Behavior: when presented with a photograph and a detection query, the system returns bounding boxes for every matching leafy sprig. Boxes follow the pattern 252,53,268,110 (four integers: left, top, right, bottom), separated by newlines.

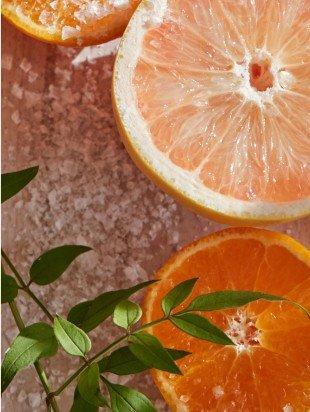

1,167,309,411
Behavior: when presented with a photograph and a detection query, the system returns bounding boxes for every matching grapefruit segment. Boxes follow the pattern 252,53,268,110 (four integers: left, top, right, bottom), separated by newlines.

143,227,310,411
113,0,310,223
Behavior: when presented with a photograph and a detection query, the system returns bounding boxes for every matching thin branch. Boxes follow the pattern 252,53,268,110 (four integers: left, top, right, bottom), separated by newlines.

8,301,60,412
51,315,168,397
2,249,54,322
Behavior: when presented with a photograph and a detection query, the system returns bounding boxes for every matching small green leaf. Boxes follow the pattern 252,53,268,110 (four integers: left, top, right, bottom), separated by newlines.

70,387,99,412
129,331,181,375
99,346,190,375
162,278,198,315
53,316,91,357
1,274,18,303
104,379,155,412
1,322,58,393
30,245,92,285
113,300,142,329
186,290,283,312
68,280,157,332
170,313,234,346
78,363,109,408
1,166,39,203
186,290,310,320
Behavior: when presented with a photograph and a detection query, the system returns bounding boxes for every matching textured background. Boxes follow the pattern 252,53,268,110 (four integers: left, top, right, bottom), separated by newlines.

2,19,309,411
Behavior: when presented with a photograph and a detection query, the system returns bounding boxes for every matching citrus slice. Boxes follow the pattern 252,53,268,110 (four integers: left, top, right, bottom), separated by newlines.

143,227,310,411
113,0,310,224
2,0,140,46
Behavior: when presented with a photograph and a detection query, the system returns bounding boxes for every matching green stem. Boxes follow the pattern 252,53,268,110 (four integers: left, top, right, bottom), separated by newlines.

2,249,54,322
9,301,25,330
51,315,168,397
2,249,25,286
52,335,127,396
8,301,60,412
139,316,168,330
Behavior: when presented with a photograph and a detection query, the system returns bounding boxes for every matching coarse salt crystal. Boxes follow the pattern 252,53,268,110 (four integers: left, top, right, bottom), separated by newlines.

76,1,110,23
11,110,21,125
11,83,23,99
50,0,57,10
278,70,294,89
61,25,80,40
20,58,32,73
39,10,53,25
28,393,41,408
28,70,38,83
180,395,189,403
283,405,293,412
212,385,224,399
2,54,13,70
108,0,130,8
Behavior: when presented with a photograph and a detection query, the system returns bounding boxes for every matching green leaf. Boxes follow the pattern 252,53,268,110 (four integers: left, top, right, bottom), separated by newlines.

70,387,99,412
186,290,310,320
170,313,234,345
113,300,142,329
30,245,92,285
99,346,190,375
1,274,18,303
53,315,91,357
68,280,157,332
67,301,92,325
104,379,155,412
78,363,109,408
1,322,58,393
162,277,198,315
186,290,283,312
128,331,181,375
1,166,39,203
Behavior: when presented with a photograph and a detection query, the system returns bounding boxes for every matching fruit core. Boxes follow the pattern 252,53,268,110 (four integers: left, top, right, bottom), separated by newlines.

249,59,274,92
226,311,260,351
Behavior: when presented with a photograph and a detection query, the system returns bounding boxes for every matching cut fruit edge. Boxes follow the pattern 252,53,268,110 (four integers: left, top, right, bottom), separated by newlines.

2,3,128,46
142,226,310,411
112,0,310,224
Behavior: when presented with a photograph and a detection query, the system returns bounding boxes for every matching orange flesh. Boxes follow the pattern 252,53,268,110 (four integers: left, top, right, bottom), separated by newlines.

144,228,310,411
133,0,310,202
3,0,140,45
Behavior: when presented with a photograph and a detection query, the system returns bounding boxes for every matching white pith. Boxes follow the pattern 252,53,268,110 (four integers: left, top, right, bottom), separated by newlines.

113,0,310,220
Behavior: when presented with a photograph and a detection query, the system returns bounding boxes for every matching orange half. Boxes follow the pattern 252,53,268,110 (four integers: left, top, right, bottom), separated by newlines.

2,0,140,46
143,227,310,411
113,0,310,224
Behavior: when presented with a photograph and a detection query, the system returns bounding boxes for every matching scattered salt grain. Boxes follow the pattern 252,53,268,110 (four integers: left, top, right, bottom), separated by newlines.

50,0,57,10
11,83,23,99
2,54,13,70
20,58,32,73
180,395,190,403
212,385,224,399
72,38,120,66
278,70,294,89
28,70,39,83
61,25,81,40
74,1,109,23
11,110,21,125
28,392,41,408
108,0,130,8
39,10,53,25
283,405,293,412
17,390,27,403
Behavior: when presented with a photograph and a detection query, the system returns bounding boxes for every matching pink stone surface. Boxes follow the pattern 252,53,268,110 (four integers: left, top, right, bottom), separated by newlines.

2,19,309,412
